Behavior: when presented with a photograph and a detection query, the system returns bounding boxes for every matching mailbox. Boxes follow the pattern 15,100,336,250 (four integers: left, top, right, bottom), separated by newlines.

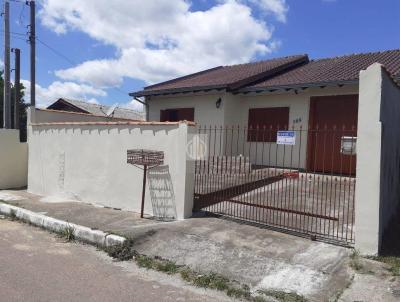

341,136,357,155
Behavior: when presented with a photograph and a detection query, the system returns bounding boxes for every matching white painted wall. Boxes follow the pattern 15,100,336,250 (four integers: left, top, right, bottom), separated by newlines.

355,63,400,255
239,86,358,169
147,92,226,125
28,120,195,220
148,85,358,169
0,129,28,189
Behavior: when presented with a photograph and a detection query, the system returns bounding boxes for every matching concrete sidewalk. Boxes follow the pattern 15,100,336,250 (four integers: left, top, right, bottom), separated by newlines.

1,189,352,301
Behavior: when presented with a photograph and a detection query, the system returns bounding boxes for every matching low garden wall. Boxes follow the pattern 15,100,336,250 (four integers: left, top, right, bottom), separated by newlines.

0,129,28,189
28,109,195,219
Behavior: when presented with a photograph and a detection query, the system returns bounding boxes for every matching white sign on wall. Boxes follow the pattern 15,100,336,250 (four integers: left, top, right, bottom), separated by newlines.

277,131,296,145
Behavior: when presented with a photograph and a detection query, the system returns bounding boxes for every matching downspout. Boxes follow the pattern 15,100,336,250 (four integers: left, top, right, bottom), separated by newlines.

134,97,149,121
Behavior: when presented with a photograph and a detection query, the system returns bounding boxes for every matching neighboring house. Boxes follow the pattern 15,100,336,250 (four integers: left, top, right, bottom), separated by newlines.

47,98,145,121
131,49,400,173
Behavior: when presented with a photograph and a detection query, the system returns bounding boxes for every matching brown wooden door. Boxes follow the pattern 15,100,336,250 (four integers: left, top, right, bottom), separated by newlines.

308,95,358,175
160,108,194,122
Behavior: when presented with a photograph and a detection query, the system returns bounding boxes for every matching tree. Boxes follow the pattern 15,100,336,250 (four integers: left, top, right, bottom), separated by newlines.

0,71,28,142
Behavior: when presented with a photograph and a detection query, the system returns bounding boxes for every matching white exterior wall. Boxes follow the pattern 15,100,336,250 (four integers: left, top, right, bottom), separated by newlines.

147,92,226,125
148,85,358,169
239,86,358,168
0,129,28,189
28,122,195,220
355,63,400,255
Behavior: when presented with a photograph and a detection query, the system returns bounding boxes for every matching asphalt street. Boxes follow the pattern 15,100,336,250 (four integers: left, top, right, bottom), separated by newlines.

0,218,231,302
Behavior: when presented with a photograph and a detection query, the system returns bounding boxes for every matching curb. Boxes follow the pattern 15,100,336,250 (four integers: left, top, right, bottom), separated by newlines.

0,202,126,247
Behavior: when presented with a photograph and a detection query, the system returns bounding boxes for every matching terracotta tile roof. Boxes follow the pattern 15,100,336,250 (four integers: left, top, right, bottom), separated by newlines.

246,49,400,90
131,55,308,96
31,120,196,127
131,49,400,97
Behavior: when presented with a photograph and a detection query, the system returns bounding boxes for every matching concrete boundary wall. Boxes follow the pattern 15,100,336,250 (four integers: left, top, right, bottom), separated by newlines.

0,129,28,189
355,63,400,255
28,109,195,220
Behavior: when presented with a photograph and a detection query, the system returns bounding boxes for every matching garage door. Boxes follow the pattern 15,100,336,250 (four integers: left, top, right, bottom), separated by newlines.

308,95,358,175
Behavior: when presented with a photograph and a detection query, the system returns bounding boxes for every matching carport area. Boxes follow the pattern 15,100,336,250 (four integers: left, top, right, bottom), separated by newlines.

199,171,355,245
193,125,356,246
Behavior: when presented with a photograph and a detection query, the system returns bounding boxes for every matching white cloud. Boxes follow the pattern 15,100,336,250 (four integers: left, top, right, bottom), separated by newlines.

123,99,145,112
39,0,288,87
21,80,106,108
247,0,288,22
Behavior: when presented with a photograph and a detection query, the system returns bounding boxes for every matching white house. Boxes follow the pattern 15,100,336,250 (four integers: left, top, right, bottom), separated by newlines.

131,50,400,174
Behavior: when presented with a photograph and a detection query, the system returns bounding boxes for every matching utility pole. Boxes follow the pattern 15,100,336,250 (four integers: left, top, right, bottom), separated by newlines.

28,0,35,107
12,48,20,129
3,1,11,129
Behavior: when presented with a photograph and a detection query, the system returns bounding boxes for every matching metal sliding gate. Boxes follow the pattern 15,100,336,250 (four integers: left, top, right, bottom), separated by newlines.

193,125,356,245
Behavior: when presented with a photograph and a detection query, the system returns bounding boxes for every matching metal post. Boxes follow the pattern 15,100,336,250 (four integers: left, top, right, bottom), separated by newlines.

141,165,148,218
13,48,20,129
3,1,11,128
29,1,35,107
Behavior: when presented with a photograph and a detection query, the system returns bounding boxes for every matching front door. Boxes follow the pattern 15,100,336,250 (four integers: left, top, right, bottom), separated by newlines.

308,95,358,175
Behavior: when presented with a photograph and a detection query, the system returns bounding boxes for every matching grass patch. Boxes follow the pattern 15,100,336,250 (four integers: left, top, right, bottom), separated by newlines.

105,242,179,274
8,209,17,221
258,289,308,302
180,268,254,299
226,285,252,299
192,273,230,291
136,254,179,274
366,255,400,276
104,244,308,302
349,250,364,271
58,225,75,242
105,239,136,261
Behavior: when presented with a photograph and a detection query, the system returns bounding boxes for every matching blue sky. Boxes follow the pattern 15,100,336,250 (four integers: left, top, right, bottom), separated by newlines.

3,0,400,109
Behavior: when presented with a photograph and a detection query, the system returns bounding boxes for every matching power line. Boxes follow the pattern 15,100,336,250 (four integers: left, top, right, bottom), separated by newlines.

36,37,77,66
0,1,130,99
35,36,130,97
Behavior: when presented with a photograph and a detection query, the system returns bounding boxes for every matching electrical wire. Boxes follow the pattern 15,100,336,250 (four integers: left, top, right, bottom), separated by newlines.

35,36,131,97
0,0,131,99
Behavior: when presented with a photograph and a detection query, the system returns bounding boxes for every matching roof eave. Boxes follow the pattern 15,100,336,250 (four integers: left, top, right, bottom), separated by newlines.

236,79,359,94
227,55,309,91
130,85,227,97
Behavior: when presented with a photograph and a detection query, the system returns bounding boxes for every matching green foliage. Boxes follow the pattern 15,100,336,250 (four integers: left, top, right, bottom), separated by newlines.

350,250,364,271
258,289,308,302
192,272,230,291
58,225,75,242
0,71,28,141
135,254,179,274
102,237,308,302
105,239,136,261
367,255,400,276
9,209,17,220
